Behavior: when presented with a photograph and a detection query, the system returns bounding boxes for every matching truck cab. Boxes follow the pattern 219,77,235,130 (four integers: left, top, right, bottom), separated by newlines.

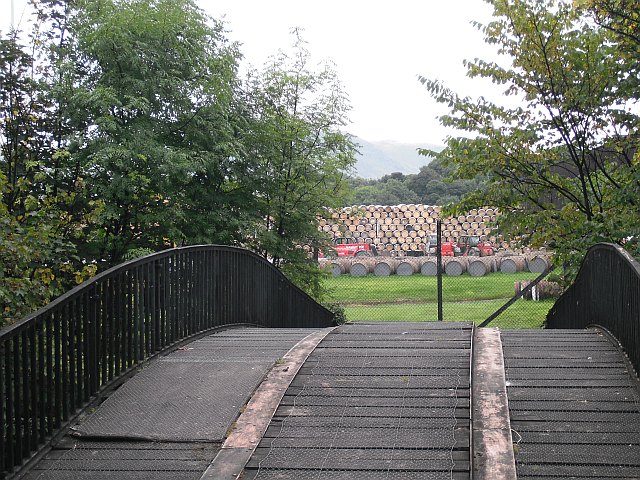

456,235,496,256
320,237,377,258
426,234,457,257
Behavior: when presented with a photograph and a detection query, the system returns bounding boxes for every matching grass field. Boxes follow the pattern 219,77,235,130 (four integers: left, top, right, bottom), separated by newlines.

323,272,555,328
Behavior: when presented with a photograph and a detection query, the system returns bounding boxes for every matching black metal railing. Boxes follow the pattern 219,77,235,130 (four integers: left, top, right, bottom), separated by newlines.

0,245,333,477
547,243,640,376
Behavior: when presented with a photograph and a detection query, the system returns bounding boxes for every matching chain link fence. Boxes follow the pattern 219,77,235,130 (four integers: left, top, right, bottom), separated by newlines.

322,220,557,328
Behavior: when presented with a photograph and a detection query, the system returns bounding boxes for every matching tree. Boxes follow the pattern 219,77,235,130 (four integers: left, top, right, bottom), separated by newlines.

1,0,248,323
53,0,245,265
579,0,640,256
420,0,640,277
0,171,97,325
351,178,420,205
0,32,93,326
0,3,354,322
345,158,486,207
581,0,639,69
242,31,356,297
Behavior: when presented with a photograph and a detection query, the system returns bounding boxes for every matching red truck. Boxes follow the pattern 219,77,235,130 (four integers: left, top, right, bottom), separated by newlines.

456,235,496,256
425,234,457,256
320,237,378,258
425,234,496,257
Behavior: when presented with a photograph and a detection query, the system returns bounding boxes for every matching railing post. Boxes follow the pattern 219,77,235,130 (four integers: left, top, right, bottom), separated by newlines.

151,262,160,353
0,338,7,475
61,305,70,423
437,219,443,322
88,287,99,394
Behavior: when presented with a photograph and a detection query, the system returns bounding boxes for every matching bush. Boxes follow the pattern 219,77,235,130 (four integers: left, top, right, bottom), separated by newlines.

323,302,348,325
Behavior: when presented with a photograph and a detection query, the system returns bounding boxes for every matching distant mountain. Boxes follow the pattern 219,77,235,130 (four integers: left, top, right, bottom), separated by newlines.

351,138,444,179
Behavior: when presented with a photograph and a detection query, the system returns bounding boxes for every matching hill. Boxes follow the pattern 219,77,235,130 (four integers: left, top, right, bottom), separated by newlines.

352,138,443,179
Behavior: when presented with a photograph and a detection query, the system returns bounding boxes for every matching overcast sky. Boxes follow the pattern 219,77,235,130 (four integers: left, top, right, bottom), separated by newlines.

202,0,504,145
5,0,506,146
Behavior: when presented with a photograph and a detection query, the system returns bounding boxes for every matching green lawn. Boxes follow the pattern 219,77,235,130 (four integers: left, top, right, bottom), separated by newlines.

324,272,554,328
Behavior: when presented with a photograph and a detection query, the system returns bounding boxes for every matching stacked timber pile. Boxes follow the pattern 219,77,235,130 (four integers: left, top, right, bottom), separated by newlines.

320,252,553,278
319,204,502,254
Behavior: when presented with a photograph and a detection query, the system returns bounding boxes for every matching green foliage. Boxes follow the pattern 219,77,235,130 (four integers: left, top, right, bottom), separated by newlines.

0,172,96,326
420,0,640,279
122,247,155,261
322,302,348,326
242,30,357,298
580,0,639,95
579,0,640,262
347,158,487,207
56,0,246,265
0,4,355,324
350,178,419,205
0,30,93,326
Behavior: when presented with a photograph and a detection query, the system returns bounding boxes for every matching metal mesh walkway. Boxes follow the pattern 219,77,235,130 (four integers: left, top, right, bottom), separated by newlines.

242,322,473,480
19,323,640,480
501,329,640,479
22,328,318,480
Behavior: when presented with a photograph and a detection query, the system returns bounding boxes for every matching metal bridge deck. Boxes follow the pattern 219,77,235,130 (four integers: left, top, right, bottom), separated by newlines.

15,324,640,480
20,328,320,480
241,322,473,480
502,329,640,479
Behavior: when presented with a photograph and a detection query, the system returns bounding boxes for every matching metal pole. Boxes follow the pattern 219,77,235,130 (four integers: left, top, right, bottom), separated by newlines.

437,219,443,321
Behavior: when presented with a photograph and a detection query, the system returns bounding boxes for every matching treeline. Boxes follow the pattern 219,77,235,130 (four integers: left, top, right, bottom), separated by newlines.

0,0,356,325
420,0,640,280
346,158,486,206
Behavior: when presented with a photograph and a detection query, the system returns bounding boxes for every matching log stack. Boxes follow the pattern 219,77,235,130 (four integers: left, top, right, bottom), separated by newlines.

499,256,526,274
319,204,553,277
420,258,439,276
396,258,422,276
468,257,497,277
373,258,397,277
325,253,551,277
350,258,375,277
526,253,553,273
319,204,504,253
444,257,467,276
323,259,350,277
515,280,562,300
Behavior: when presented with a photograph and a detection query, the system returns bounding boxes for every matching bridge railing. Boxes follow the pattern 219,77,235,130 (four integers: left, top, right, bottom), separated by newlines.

0,245,333,477
547,243,640,376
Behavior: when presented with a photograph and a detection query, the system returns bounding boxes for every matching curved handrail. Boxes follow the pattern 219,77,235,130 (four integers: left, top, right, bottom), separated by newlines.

547,243,640,376
0,245,333,477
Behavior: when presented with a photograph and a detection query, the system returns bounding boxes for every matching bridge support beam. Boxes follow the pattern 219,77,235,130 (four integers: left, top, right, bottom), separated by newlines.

472,327,517,480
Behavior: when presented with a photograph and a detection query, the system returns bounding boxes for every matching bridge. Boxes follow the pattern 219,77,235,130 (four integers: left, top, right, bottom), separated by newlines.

1,244,639,479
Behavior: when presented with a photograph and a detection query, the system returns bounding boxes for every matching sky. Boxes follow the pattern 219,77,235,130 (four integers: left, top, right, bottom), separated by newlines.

4,0,507,146
201,0,503,145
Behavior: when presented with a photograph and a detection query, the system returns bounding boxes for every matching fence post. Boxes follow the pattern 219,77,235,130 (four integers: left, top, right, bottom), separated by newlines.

437,219,443,322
